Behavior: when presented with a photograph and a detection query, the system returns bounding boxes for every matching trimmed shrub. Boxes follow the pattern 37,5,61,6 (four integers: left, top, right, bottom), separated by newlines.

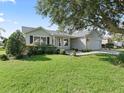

6,30,26,58
45,45,57,54
71,48,78,52
117,53,124,64
27,44,57,56
111,53,124,66
106,43,114,49
0,54,9,61
27,45,38,56
72,50,76,56
16,55,24,59
59,49,66,55
56,49,60,54
82,49,91,52
102,44,106,48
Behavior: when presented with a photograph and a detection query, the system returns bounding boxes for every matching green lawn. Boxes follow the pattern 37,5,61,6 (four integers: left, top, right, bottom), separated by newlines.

114,48,124,53
0,50,124,93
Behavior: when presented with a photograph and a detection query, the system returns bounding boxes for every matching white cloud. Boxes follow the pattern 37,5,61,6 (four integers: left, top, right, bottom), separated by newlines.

0,13,4,16
7,20,18,25
0,17,18,25
0,0,16,3
0,12,18,24
13,21,18,24
0,17,5,23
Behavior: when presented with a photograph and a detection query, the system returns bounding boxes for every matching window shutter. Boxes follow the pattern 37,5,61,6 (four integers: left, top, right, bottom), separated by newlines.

30,36,33,44
47,37,50,45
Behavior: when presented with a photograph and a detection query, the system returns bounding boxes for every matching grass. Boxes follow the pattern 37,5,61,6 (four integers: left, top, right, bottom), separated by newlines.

114,48,124,53
0,50,124,93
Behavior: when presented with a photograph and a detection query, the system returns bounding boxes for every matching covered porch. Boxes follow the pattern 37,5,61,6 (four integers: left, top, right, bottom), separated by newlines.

51,36,71,50
32,35,72,50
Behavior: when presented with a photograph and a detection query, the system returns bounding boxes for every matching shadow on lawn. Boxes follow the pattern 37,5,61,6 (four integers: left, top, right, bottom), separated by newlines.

21,55,52,62
96,54,118,65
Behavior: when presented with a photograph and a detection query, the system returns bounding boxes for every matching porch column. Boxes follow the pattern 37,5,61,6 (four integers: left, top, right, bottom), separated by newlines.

52,36,56,46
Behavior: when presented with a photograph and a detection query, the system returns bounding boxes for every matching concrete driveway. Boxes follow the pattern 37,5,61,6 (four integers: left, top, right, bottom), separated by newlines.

66,50,120,56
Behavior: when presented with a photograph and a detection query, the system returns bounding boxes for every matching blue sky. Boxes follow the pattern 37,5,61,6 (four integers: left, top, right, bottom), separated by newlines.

0,0,58,37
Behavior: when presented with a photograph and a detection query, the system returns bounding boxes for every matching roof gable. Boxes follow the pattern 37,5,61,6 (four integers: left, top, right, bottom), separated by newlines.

22,26,103,38
22,26,35,34
22,26,73,37
72,27,103,38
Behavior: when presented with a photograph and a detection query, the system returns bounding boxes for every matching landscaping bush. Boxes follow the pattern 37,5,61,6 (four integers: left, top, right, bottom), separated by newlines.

6,30,26,58
110,53,124,66
102,44,106,48
0,54,9,61
106,43,114,49
16,55,24,59
82,49,91,52
59,49,66,55
71,48,78,52
72,50,76,56
27,44,57,56
56,49,60,54
27,45,39,56
116,53,124,64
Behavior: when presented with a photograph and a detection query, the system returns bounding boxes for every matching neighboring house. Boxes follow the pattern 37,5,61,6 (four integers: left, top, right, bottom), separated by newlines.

102,35,112,45
113,41,124,47
101,31,112,45
22,26,102,50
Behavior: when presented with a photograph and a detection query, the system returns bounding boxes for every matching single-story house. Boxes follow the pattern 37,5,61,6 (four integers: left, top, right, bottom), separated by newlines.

22,26,102,50
102,33,112,45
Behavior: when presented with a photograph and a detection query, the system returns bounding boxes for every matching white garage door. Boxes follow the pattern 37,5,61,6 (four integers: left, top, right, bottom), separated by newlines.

87,39,101,50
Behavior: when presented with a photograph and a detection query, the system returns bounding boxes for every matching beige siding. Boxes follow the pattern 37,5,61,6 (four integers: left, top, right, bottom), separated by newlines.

71,38,86,50
25,29,52,45
87,31,102,50
24,29,70,50
54,37,70,50
70,31,102,50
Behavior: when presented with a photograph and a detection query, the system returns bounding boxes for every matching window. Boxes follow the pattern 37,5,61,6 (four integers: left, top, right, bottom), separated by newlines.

47,37,50,45
64,39,68,46
34,36,40,45
59,38,62,46
41,37,46,44
30,36,33,44
52,38,54,45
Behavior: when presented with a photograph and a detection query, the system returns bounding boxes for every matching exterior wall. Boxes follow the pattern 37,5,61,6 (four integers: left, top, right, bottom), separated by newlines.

24,29,102,50
102,39,108,44
24,29,52,45
24,29,70,50
54,37,70,50
87,39,101,50
87,31,102,50
71,38,86,50
70,31,102,50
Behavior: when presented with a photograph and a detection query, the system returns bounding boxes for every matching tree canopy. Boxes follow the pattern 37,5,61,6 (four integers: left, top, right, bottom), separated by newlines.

36,0,124,33
6,30,26,57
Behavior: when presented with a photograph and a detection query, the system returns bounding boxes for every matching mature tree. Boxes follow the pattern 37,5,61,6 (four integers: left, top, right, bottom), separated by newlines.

36,0,124,33
112,33,124,41
6,30,26,57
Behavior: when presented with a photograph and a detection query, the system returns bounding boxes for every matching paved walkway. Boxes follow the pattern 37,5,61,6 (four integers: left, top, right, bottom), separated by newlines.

66,50,120,56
